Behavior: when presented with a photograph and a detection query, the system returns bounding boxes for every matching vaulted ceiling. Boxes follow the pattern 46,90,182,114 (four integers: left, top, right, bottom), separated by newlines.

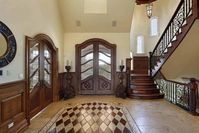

57,0,134,33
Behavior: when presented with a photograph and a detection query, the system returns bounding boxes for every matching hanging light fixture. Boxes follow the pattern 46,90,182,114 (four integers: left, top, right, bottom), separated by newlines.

146,3,153,18
135,0,156,18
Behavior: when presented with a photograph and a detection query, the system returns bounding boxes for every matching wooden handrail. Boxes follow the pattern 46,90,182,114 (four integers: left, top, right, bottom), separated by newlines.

155,71,188,86
182,77,199,82
150,0,198,77
155,73,198,115
151,0,184,55
165,79,188,86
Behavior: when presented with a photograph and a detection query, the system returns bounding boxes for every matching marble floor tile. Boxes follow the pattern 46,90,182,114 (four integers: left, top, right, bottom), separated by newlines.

24,96,199,133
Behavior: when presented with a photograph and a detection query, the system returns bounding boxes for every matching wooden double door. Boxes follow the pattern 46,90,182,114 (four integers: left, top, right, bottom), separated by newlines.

76,39,116,95
26,34,58,118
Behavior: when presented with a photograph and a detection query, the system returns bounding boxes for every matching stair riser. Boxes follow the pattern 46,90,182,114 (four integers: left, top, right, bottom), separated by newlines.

129,89,160,94
132,70,149,74
131,76,152,80
128,94,164,99
131,78,154,81
130,82,156,86
130,85,157,88
131,80,154,83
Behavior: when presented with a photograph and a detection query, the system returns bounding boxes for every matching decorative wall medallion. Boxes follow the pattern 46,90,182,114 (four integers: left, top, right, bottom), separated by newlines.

0,21,17,68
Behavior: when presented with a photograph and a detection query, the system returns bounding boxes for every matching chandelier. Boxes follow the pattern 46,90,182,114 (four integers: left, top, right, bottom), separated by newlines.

146,3,153,18
136,0,157,18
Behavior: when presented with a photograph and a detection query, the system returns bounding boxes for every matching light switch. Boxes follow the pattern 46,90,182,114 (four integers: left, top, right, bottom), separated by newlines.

6,70,11,76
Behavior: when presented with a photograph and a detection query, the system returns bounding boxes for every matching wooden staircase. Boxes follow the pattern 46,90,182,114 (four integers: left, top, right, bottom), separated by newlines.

150,0,199,77
127,56,164,99
126,0,199,100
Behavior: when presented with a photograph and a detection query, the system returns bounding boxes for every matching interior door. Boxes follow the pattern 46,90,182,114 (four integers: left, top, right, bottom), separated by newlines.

76,39,116,95
28,42,53,118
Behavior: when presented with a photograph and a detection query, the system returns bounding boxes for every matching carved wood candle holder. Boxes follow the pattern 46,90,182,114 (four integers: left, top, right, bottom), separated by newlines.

63,65,75,100
116,65,126,99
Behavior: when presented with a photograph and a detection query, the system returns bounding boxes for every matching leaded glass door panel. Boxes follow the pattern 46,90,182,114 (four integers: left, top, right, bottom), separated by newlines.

76,39,116,95
28,42,53,118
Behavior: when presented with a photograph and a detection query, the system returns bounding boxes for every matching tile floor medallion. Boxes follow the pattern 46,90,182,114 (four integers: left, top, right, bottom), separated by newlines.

39,102,140,133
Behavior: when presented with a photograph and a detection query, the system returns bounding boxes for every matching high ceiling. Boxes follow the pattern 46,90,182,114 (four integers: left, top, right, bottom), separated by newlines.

57,0,135,33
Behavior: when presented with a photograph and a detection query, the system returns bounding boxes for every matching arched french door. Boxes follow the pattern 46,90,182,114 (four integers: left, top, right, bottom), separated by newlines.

26,34,58,119
76,38,116,95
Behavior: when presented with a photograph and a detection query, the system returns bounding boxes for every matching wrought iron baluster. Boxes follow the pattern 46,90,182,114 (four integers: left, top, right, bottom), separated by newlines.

172,82,174,102
175,83,177,104
169,82,171,102
185,0,187,18
169,26,171,45
174,83,176,103
166,81,168,100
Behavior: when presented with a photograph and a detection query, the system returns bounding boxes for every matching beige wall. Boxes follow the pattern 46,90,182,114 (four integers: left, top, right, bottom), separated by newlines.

64,33,130,72
130,0,180,54
161,20,199,82
0,0,64,84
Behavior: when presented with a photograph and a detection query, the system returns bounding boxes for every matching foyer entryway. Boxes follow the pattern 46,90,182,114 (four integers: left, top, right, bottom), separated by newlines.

76,38,116,95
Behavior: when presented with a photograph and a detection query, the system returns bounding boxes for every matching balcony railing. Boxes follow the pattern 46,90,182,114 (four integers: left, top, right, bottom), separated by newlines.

155,73,198,115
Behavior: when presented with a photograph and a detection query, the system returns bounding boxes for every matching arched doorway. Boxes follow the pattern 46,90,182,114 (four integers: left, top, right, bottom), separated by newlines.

76,38,116,95
25,34,58,118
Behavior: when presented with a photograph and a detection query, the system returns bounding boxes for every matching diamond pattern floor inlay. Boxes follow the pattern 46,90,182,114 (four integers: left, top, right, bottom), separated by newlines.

39,102,140,133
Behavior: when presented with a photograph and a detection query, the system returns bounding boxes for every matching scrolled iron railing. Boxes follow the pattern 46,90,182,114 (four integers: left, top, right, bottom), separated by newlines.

150,0,197,76
155,78,189,109
155,73,198,115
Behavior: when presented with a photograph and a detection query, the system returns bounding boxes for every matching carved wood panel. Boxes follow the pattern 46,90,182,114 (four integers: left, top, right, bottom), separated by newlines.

76,38,116,95
0,80,28,133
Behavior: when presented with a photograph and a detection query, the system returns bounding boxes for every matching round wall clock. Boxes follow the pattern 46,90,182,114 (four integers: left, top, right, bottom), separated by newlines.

0,21,17,68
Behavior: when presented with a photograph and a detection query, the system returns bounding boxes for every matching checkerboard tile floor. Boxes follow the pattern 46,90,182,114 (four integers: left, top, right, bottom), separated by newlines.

40,102,138,133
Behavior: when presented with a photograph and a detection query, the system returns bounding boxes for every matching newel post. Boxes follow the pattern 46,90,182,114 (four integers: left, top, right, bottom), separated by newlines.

192,0,199,18
189,78,198,115
149,52,152,76
126,58,132,91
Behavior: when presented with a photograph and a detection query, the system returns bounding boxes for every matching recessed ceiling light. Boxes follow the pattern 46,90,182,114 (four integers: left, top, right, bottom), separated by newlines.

76,20,81,27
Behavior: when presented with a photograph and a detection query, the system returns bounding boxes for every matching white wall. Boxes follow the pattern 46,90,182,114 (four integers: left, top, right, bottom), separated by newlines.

130,0,180,55
0,0,64,84
64,33,130,72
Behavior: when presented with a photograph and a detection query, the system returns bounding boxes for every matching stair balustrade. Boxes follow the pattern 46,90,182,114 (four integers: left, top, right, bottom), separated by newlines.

150,0,199,77
155,73,198,115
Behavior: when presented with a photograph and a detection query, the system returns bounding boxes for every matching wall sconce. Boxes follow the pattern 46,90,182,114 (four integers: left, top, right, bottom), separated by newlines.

146,3,153,18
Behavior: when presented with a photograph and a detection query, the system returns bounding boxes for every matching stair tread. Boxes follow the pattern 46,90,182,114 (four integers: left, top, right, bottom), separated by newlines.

130,93,163,96
131,82,155,85
129,88,159,90
131,74,150,76
128,93,164,99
